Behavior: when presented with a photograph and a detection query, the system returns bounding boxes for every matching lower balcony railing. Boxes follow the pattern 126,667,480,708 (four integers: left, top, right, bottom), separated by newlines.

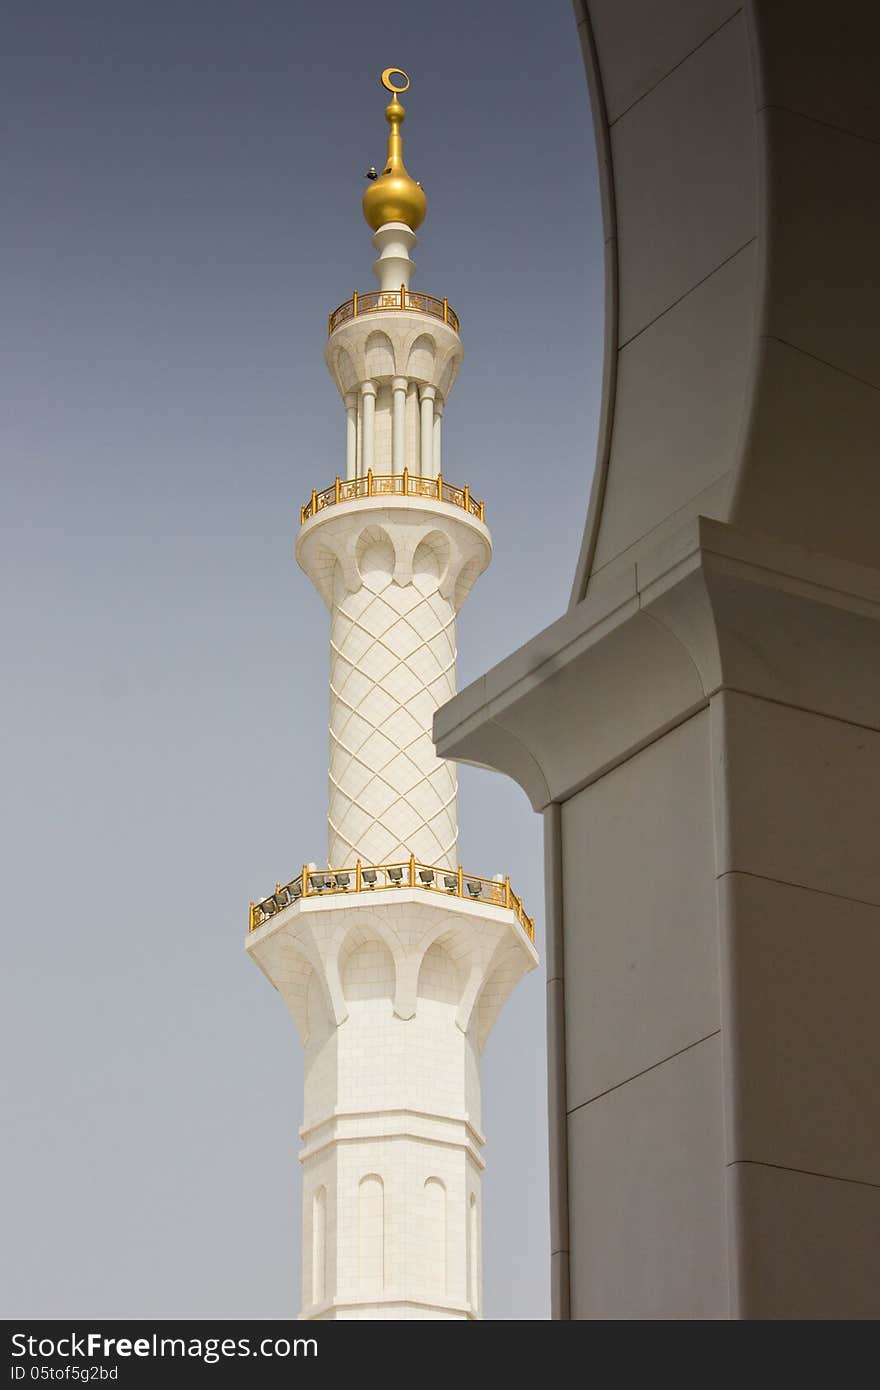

250,854,534,942
301,471,485,525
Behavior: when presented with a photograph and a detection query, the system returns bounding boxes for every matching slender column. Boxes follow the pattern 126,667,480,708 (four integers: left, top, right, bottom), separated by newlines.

419,385,436,478
432,398,443,481
344,392,358,480
391,377,407,476
361,380,377,477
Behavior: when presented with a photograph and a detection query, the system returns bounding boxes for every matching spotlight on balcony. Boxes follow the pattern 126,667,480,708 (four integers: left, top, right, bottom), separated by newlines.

466,880,482,898
388,867,404,884
309,873,327,891
443,874,457,892
335,872,351,889
261,897,277,917
362,869,378,886
276,887,291,907
292,881,303,900
418,869,435,886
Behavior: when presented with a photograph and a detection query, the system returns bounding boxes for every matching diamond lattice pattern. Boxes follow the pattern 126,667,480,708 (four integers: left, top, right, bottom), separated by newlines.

328,571,458,869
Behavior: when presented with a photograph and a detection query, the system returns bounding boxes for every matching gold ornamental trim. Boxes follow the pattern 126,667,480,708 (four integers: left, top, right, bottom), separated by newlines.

250,855,535,943
328,288,459,337
301,471,484,525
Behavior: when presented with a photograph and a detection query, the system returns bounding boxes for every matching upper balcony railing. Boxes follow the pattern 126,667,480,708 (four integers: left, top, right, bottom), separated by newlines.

301,471,485,525
250,854,535,942
328,288,460,337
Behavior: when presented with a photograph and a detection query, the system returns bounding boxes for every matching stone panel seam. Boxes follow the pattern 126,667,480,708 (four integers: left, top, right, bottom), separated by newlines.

720,686,880,741
618,236,756,352
757,102,880,152
728,1158,880,1194
567,1029,721,1115
760,332,880,397
588,474,731,588
609,8,744,127
552,698,708,806
717,867,880,915
695,538,880,612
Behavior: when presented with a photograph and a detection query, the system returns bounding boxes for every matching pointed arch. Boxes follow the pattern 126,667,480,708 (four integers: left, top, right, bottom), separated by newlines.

311,1186,326,1305
358,1174,385,1294
468,1191,479,1309
364,330,395,379
424,1177,447,1297
407,332,436,381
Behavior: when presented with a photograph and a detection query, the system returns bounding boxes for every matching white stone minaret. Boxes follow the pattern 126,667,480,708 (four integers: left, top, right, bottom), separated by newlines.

247,68,538,1321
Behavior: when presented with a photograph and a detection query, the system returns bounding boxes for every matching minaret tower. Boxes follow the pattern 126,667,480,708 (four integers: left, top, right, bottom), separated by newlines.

247,68,538,1321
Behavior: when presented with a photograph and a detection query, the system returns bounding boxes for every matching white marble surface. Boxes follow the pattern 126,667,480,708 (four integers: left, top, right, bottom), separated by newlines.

248,887,537,1319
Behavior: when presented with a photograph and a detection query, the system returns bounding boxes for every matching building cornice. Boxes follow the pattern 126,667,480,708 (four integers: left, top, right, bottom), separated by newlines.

435,514,880,809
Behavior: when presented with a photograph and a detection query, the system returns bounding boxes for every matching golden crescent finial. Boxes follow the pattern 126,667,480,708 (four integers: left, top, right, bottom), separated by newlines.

362,67,427,232
381,67,410,95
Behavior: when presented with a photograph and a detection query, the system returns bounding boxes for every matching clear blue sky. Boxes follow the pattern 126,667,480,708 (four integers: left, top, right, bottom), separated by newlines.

1,0,601,1318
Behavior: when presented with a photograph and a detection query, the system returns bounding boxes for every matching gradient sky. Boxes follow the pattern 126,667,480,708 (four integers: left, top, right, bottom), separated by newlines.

1,1,601,1319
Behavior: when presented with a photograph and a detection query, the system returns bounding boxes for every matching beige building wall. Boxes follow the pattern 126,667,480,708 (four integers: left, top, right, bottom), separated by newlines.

435,0,880,1318
564,711,727,1318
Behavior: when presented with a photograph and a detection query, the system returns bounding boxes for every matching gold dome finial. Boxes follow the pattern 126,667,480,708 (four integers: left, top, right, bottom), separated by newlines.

362,68,427,232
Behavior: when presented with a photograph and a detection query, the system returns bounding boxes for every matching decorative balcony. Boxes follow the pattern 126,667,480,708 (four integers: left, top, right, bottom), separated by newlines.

300,471,485,525
328,288,460,337
250,855,535,942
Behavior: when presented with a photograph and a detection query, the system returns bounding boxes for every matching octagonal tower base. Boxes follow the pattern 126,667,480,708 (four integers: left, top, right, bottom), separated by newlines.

248,881,537,1319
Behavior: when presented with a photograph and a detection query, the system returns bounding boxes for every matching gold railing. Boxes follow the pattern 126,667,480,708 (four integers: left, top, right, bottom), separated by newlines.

328,288,460,336
250,855,535,943
301,471,485,524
